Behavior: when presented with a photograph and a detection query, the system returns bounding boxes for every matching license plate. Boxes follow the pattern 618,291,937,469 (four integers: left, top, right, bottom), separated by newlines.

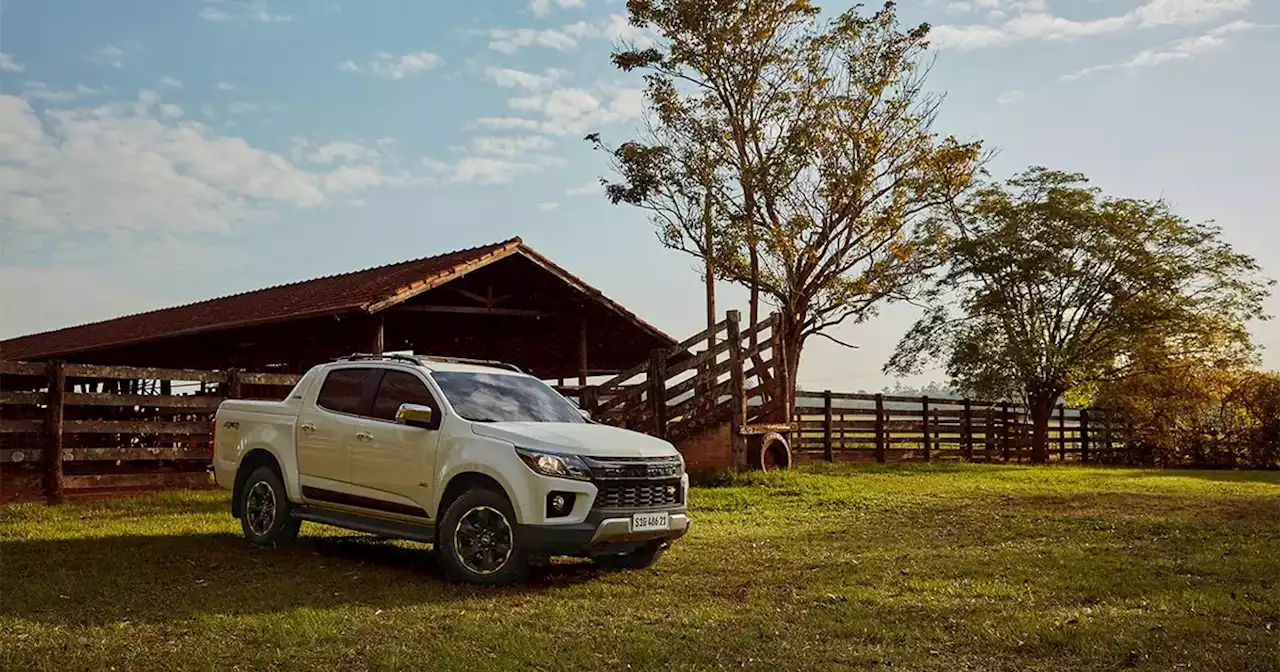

631,511,669,532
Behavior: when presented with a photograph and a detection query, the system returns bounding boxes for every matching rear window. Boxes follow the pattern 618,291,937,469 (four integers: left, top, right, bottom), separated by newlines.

316,368,373,415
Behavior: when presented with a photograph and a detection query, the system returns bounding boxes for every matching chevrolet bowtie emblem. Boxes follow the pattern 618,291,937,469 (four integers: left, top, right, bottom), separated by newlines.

666,486,676,495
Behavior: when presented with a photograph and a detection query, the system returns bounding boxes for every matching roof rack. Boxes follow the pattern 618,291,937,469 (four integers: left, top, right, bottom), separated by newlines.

337,353,424,365
335,352,523,373
417,355,524,373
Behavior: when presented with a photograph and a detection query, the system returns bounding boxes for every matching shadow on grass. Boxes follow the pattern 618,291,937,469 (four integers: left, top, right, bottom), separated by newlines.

1,531,604,627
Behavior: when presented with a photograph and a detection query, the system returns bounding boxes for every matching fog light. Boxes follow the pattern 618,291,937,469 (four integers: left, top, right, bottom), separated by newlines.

546,492,574,518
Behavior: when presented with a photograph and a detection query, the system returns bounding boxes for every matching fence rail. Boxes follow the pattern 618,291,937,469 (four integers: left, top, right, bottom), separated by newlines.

793,390,1120,464
1,360,300,503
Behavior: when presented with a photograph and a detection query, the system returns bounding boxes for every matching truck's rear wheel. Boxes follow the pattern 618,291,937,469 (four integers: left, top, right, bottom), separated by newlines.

239,466,301,546
437,488,528,586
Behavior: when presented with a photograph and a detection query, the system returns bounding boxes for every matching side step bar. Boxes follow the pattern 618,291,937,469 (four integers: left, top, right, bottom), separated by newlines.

293,506,436,543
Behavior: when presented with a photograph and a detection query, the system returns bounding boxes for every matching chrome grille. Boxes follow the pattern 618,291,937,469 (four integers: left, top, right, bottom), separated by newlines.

594,479,683,510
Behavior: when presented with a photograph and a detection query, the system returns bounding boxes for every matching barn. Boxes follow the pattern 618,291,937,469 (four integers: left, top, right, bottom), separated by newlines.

0,238,674,384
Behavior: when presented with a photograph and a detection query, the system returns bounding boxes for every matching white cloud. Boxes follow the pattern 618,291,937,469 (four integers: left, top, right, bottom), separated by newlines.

228,101,259,115
198,1,292,23
996,89,1026,104
22,82,105,103
482,13,656,54
216,81,236,91
1132,0,1251,27
92,44,127,68
451,157,540,185
530,0,585,18
565,181,602,196
158,76,183,88
537,201,560,212
0,53,24,73
307,140,383,164
485,27,579,54
1061,20,1267,81
501,87,642,136
472,135,555,157
0,92,409,242
471,117,545,131
946,2,973,15
931,0,1254,51
483,67,568,91
339,51,444,79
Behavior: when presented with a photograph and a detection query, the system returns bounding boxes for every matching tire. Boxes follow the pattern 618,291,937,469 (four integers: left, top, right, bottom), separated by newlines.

594,542,665,571
436,488,528,586
239,466,301,546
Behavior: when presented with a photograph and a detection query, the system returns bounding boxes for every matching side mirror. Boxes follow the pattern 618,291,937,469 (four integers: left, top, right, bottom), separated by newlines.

395,403,434,429
579,407,592,422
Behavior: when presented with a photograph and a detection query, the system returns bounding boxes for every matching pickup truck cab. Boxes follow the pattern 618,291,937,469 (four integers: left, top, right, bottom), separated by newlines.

211,354,689,585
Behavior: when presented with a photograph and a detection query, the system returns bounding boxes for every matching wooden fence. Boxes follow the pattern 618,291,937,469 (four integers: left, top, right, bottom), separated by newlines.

0,360,300,503
793,390,1122,463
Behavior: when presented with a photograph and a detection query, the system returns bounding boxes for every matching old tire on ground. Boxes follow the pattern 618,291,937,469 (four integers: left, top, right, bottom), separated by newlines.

594,542,665,571
239,465,302,545
747,432,792,471
437,487,529,586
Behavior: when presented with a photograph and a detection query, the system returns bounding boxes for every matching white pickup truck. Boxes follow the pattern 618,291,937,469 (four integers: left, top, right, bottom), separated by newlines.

210,354,689,585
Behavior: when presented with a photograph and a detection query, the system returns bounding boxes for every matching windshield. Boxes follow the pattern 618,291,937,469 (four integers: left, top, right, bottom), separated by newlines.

431,372,586,424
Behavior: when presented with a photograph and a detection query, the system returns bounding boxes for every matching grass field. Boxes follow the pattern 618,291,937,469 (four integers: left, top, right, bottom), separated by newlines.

2,464,1279,671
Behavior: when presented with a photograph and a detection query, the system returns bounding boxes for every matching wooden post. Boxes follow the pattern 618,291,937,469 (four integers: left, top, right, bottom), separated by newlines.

1102,409,1113,461
1057,405,1066,462
921,396,932,462
578,318,589,388
581,386,598,418
227,368,242,400
1001,402,1011,462
44,361,66,505
726,310,746,467
1080,408,1091,463
647,349,667,439
874,393,886,463
962,398,973,461
822,390,834,462
369,314,385,355
770,312,789,424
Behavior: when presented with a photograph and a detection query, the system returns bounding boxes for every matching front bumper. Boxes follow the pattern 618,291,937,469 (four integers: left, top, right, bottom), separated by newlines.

519,508,690,558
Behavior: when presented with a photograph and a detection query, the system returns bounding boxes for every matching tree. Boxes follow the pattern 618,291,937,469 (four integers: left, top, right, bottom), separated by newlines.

887,167,1272,463
599,0,982,418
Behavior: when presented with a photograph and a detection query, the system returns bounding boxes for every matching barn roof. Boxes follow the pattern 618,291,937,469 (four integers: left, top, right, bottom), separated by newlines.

1,238,675,361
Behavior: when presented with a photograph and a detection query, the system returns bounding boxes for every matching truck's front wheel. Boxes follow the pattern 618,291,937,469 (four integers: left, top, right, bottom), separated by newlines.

437,488,528,586
239,466,301,546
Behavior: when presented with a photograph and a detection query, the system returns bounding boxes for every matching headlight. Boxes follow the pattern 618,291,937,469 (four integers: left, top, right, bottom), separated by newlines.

515,448,592,481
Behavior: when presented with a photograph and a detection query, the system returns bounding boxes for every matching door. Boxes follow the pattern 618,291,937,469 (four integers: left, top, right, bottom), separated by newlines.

347,369,443,518
296,367,378,489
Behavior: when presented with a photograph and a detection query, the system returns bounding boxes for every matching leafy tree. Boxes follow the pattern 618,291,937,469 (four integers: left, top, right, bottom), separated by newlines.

598,0,982,419
887,167,1272,463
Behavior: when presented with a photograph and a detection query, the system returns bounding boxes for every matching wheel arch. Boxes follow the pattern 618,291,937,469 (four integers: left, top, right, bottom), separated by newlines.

231,448,285,518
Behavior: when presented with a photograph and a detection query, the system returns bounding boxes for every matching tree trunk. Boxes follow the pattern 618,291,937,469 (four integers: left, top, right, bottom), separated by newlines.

778,311,806,424
1028,390,1060,465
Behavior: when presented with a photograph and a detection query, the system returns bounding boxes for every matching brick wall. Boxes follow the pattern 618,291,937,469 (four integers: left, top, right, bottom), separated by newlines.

674,423,732,471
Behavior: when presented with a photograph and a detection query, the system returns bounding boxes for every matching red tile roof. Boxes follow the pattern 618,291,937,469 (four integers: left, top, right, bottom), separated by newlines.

1,238,674,361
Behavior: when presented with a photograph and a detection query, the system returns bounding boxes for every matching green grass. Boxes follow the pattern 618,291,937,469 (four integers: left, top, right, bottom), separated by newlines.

3,464,1279,671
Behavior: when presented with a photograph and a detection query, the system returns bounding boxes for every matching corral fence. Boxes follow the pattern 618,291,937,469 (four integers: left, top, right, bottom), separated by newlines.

0,360,300,503
793,390,1122,463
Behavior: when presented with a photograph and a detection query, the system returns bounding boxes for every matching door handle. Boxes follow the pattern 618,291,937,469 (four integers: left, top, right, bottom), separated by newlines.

300,423,316,433
355,431,374,441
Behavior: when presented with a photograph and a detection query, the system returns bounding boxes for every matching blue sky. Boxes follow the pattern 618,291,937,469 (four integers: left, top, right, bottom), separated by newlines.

2,0,1277,390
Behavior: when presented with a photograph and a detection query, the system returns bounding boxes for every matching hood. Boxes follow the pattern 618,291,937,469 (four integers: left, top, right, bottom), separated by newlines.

470,422,678,458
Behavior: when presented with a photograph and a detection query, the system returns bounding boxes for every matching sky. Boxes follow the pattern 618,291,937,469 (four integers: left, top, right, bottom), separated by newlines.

1,0,1278,391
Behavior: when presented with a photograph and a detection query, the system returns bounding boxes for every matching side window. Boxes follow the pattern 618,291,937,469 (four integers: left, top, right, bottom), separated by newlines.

370,370,439,422
316,369,374,415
